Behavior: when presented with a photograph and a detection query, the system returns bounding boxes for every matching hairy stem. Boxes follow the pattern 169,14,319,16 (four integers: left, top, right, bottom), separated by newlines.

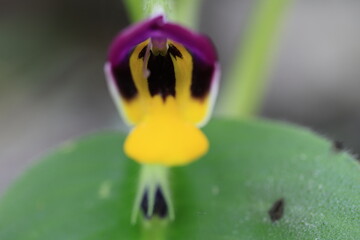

123,0,202,29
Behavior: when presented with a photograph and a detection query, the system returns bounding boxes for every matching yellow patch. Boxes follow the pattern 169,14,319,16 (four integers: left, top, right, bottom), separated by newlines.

124,96,209,166
170,41,211,125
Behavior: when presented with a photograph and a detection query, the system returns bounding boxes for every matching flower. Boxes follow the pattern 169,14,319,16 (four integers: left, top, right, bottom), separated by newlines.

104,15,220,166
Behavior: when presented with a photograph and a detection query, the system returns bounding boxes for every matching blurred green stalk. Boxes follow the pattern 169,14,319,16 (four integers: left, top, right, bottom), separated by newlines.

220,0,291,118
123,0,202,29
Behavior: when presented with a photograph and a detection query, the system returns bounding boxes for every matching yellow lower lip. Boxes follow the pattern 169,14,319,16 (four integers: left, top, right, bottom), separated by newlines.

124,96,209,166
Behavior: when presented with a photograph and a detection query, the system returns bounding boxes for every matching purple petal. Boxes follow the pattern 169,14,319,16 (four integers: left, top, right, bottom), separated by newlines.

105,15,221,127
108,15,217,66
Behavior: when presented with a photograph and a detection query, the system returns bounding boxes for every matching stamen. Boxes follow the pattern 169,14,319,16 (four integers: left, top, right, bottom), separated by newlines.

142,37,169,79
151,37,168,56
142,43,151,78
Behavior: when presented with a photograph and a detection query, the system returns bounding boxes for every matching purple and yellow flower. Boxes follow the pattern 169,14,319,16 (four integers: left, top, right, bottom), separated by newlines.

104,15,220,166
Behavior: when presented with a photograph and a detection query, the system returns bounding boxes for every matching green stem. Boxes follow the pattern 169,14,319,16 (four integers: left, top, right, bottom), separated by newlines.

219,0,291,118
173,0,202,28
141,219,168,240
123,0,202,29
123,0,172,22
131,164,174,224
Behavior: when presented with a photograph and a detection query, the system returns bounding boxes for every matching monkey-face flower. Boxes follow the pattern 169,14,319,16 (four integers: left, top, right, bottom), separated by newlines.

105,15,220,166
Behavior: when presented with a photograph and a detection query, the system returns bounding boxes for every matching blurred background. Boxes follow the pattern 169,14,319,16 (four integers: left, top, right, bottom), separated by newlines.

0,0,359,195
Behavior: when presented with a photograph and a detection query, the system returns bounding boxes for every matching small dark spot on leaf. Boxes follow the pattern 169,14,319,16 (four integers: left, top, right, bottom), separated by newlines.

332,140,344,152
268,198,285,222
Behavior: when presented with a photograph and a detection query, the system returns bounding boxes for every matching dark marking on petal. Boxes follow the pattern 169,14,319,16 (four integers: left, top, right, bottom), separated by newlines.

112,52,138,100
138,45,147,59
153,187,168,218
268,198,285,222
168,44,183,59
191,55,214,99
147,51,176,99
332,140,344,152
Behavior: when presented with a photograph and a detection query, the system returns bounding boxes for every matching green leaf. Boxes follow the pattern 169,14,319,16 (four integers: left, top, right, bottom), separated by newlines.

0,119,359,239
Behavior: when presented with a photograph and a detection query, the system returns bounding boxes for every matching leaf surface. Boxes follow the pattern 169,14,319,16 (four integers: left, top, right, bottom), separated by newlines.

0,119,359,239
